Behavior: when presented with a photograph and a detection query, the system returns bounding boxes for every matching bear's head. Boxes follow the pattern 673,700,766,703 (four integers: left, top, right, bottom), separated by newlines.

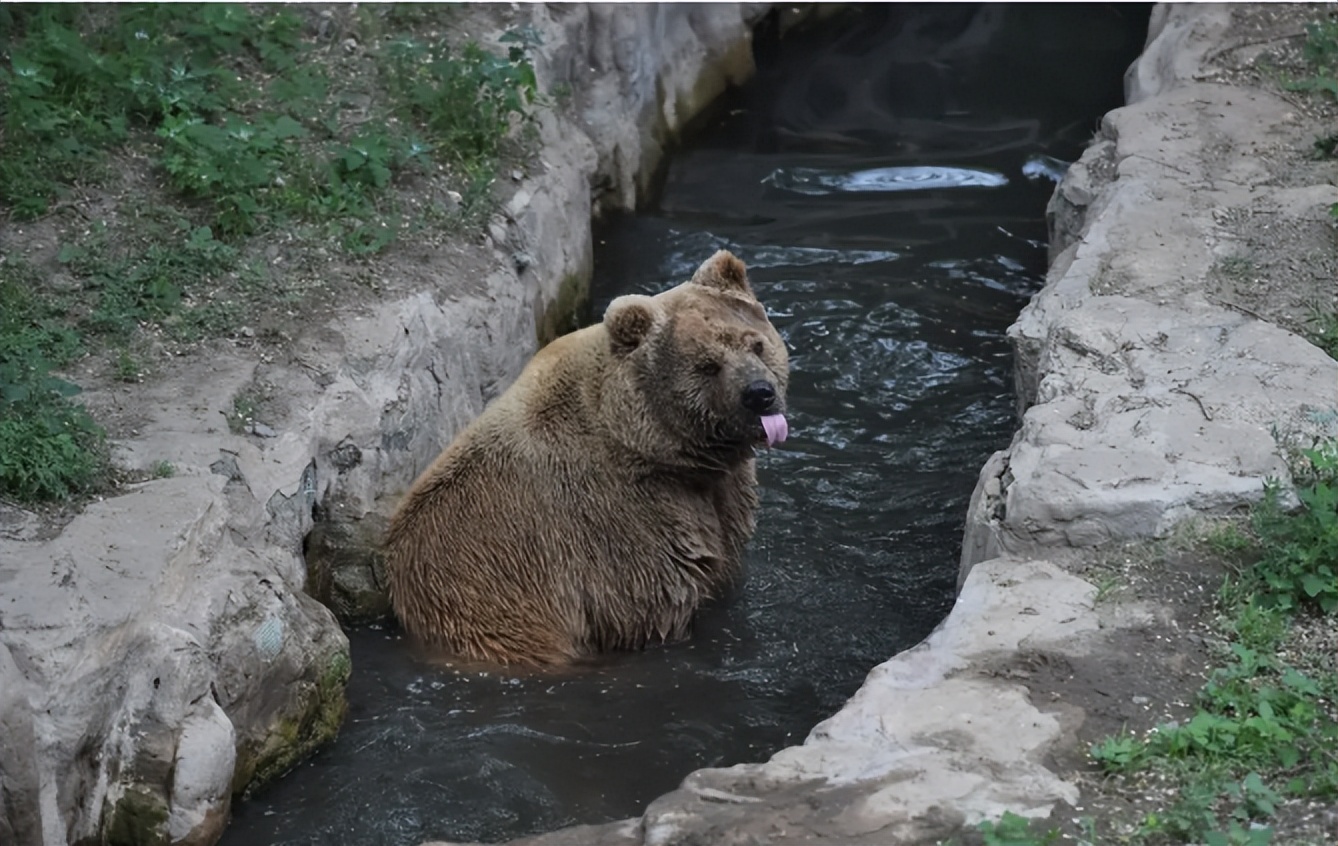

604,250,790,463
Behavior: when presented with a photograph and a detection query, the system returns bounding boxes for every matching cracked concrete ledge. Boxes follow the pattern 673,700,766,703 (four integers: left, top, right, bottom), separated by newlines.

427,5,1338,845
0,6,766,845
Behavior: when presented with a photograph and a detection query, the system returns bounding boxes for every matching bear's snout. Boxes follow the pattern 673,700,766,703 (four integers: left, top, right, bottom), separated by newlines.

741,379,777,414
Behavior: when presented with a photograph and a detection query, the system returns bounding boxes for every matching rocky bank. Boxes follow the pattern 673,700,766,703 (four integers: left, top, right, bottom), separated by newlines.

425,5,1338,846
0,6,765,844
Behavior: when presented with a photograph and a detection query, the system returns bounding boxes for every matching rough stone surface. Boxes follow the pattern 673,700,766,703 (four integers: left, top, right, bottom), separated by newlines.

434,5,1338,846
0,6,763,845
962,11,1338,575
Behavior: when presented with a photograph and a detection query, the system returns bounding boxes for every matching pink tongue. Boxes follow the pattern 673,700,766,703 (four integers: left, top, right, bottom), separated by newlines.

760,413,788,447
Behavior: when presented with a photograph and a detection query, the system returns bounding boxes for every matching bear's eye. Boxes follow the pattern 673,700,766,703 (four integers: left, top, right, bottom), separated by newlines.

697,360,722,377
751,339,765,357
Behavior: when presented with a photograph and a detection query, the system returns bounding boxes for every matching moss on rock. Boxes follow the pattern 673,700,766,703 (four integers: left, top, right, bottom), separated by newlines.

232,644,351,797
103,786,169,846
536,272,591,347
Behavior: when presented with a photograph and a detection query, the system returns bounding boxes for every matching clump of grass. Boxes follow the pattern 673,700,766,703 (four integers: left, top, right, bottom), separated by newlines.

1084,439,1338,844
57,214,242,340
0,261,108,501
1305,308,1338,360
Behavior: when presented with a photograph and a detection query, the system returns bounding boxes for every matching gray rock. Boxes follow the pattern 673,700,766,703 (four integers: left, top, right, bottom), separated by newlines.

0,643,41,845
963,81,1338,579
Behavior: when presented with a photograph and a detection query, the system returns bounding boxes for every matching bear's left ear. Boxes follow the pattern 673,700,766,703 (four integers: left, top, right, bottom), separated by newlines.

690,249,753,297
604,295,659,356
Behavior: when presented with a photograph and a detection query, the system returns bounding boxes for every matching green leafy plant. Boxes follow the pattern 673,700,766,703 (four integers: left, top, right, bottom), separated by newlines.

0,261,107,501
1090,729,1145,770
1249,444,1338,614
158,113,309,235
1307,308,1338,360
380,26,540,171
1282,18,1338,99
0,358,106,501
977,811,1058,846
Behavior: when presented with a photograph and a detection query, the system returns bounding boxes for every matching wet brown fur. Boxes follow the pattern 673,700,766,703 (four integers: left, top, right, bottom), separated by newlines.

384,251,789,665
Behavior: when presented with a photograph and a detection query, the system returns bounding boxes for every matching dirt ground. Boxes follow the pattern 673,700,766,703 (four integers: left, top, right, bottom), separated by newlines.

1200,4,1338,337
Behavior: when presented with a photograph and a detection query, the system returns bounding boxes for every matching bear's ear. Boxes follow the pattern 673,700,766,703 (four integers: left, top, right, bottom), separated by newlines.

604,295,659,356
690,250,753,296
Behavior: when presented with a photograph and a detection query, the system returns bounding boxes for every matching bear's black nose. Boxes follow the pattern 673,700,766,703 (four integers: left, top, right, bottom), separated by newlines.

741,380,776,413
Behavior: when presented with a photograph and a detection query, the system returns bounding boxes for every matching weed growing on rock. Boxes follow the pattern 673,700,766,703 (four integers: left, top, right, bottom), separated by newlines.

1306,308,1338,360
1312,133,1338,159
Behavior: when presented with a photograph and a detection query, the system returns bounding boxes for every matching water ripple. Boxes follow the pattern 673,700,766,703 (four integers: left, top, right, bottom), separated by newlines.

661,231,901,280
763,165,1008,195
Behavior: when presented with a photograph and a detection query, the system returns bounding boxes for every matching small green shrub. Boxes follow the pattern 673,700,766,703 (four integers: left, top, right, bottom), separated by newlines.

0,359,106,501
381,26,540,171
0,262,108,501
977,811,1058,846
1307,308,1338,360
1090,728,1145,770
1283,19,1338,99
1250,444,1338,614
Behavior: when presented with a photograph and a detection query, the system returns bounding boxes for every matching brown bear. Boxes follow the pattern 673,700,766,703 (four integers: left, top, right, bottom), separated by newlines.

384,250,790,665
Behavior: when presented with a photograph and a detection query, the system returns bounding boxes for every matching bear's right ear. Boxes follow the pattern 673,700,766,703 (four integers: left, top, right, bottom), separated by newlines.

690,249,753,296
604,295,659,356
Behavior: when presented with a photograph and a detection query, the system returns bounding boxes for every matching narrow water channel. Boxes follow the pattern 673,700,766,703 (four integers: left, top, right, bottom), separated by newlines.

221,5,1149,844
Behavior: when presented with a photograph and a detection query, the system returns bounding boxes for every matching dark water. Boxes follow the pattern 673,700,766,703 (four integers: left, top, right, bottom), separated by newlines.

222,5,1149,845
